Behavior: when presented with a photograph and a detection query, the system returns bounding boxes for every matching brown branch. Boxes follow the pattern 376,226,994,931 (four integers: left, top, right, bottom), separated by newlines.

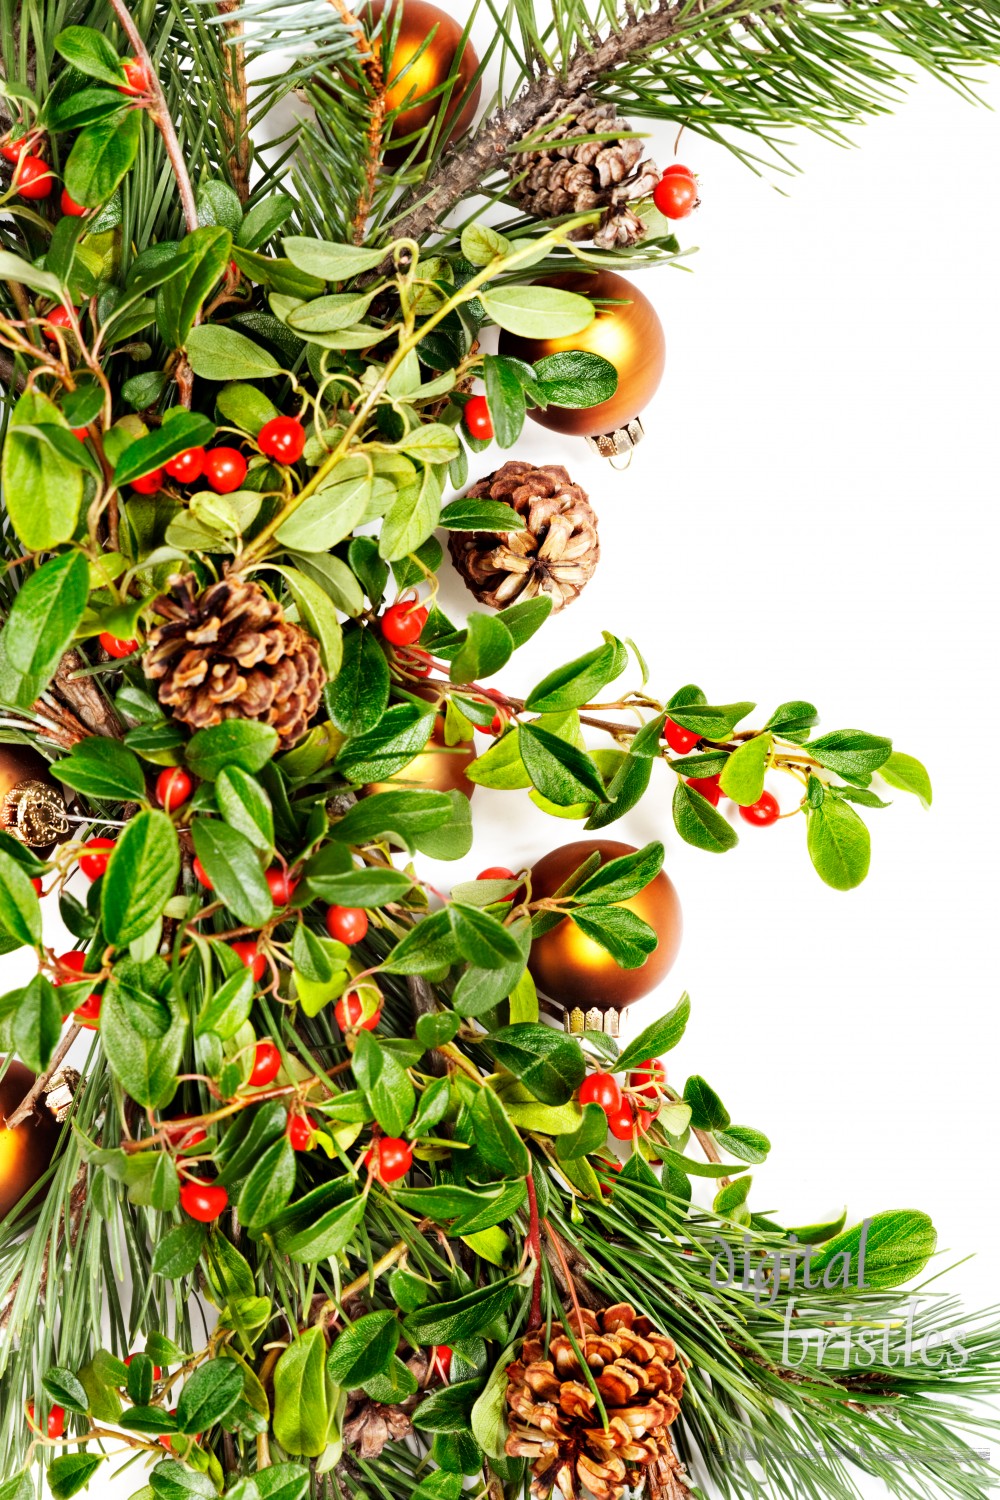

5,1026,81,1130
217,0,252,204
50,649,126,741
327,0,386,243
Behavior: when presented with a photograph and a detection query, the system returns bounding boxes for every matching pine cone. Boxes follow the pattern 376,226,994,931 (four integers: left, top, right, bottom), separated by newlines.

510,97,660,250
144,573,325,745
342,1349,430,1458
448,462,599,613
505,1303,687,1500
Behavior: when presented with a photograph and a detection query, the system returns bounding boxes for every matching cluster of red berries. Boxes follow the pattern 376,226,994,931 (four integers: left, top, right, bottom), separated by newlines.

579,1057,667,1143
652,163,699,220
132,416,306,498
666,717,781,827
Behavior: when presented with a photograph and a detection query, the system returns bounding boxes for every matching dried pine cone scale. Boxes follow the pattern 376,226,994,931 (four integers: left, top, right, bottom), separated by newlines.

449,462,599,614
505,1303,687,1500
144,573,325,746
510,96,660,250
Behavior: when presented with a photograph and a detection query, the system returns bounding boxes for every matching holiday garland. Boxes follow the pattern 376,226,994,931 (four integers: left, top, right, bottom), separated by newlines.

0,3,997,1500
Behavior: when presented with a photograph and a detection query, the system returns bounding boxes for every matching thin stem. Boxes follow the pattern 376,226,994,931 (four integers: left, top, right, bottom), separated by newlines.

5,1025,81,1129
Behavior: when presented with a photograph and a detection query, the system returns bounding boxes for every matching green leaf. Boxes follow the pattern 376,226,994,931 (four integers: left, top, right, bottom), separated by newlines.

518,723,609,807
192,818,274,927
0,1477,34,1500
156,229,235,347
215,766,274,853
810,1210,937,1290
672,779,738,854
1,391,87,551
568,905,657,970
450,614,515,683
485,1024,584,1106
43,1368,90,1414
714,1175,753,1221
327,1310,398,1386
379,465,443,561
327,626,390,736
764,700,819,742
525,643,623,714
412,1377,485,1433
807,797,871,890
395,424,461,465
101,810,180,947
806,729,893,779
284,1193,367,1263
186,721,279,779
47,1457,104,1500
54,738,146,802
282,237,386,279
175,1358,243,1435
335,704,436,784
13,975,62,1073
555,1102,608,1161
273,1329,332,1458
715,1125,771,1164
448,903,524,970
480,285,594,338
197,969,255,1040
572,841,664,905
531,351,618,408
496,595,552,648
460,224,510,265
102,961,185,1109
351,1030,415,1135
185,323,282,380
438,497,525,532
382,909,460,975
151,1221,206,1278
719,733,771,807
470,1352,513,1461
237,1137,297,1233
879,751,932,807
482,355,526,447
683,1075,730,1131
54,26,125,85
615,992,691,1072
667,701,756,739
329,789,452,853
64,111,140,207
272,566,342,678
114,412,216,486
0,848,43,948
403,1277,521,1346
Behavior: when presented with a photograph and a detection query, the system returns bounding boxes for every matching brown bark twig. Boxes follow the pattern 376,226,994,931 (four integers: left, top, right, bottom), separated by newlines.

217,0,252,203
327,0,387,242
5,1026,82,1129
50,649,126,741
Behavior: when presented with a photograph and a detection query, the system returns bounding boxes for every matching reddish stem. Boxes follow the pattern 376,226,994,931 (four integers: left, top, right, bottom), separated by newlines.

526,1173,542,1329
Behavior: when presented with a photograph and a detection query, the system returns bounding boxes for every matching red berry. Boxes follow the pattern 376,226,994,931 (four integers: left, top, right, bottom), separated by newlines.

325,905,368,945
476,867,516,899
78,838,115,881
163,1116,207,1149
367,1136,412,1183
1,137,29,163
579,1071,622,1115
193,857,213,890
665,717,700,754
265,867,297,905
156,767,193,811
628,1059,666,1102
463,394,493,442
27,1401,65,1439
686,774,722,807
73,991,102,1029
99,632,138,658
231,940,266,982
381,596,428,646
430,1345,453,1381
287,1112,317,1151
258,415,306,464
54,950,87,982
739,790,780,827
662,163,696,182
334,989,380,1032
249,1039,281,1087
131,467,164,495
653,169,699,219
164,446,205,484
473,688,507,736
118,56,151,95
597,1159,622,1196
60,187,87,217
203,447,247,494
606,1102,637,1141
179,1180,228,1222
13,154,53,199
31,877,42,895
72,427,89,441
42,305,74,343
124,1354,163,1380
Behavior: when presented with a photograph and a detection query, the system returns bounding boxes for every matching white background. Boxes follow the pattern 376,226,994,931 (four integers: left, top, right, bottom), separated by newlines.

16,7,1000,1496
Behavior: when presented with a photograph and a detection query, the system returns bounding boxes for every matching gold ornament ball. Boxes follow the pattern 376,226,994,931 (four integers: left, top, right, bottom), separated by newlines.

497,270,666,439
0,1060,60,1220
527,838,682,1011
365,716,478,799
367,1,481,152
0,743,70,851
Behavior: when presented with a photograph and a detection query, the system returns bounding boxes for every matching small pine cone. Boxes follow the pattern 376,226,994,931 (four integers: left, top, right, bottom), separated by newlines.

144,573,325,746
505,1303,688,1500
449,462,599,614
510,96,660,250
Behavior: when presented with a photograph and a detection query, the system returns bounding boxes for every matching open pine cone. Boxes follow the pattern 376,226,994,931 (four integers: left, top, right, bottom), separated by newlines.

505,1303,687,1500
449,462,599,613
144,573,325,745
510,96,660,250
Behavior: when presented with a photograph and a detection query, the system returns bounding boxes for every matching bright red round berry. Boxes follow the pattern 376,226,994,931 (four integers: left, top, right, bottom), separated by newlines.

31,877,42,895
131,467,164,495
686,773,722,807
72,427,89,441
124,1353,163,1380
597,1159,622,1196
368,1136,413,1183
265,867,297,905
78,838,115,881
164,446,205,484
73,991,102,1029
287,1112,317,1152
628,1059,665,1102
118,57,151,95
430,1345,453,1381
476,867,516,900
258,416,306,464
1,137,28,163
653,169,698,219
60,187,87,217
13,154,53,198
381,596,428,646
334,989,380,1032
579,1071,622,1115
739,790,780,827
665,717,700,754
325,905,368,945
473,688,507,736
42,305,74,343
156,767,193,811
179,1180,228,1222
54,951,87,983
662,163,696,182
249,1039,281,1087
606,1102,638,1141
231,940,266,981
463,394,493,442
163,1116,207,1149
203,447,247,494
99,632,138,658
193,857,213,890
27,1401,65,1439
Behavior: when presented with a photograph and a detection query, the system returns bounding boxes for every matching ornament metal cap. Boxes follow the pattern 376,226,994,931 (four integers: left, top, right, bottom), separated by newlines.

585,418,645,460
565,1005,620,1038
0,778,70,848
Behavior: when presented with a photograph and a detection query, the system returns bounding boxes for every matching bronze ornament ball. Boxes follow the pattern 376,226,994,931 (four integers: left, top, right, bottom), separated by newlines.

365,716,478,799
527,838,682,1018
497,270,666,453
0,1060,61,1221
367,1,482,153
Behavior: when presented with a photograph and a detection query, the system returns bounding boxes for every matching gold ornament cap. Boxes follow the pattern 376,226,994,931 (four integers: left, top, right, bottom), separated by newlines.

565,1005,620,1038
585,418,645,460
0,774,70,849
